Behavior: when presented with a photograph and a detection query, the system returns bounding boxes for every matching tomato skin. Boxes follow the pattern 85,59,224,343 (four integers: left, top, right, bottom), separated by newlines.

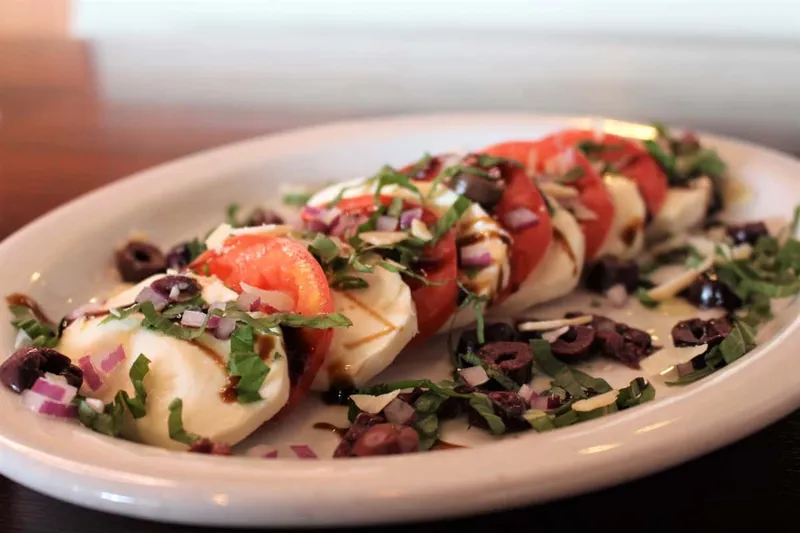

190,235,333,417
541,129,669,216
482,140,615,261
331,195,459,344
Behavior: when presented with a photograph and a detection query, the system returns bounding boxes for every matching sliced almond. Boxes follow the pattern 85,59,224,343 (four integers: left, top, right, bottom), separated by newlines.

359,231,409,247
410,219,433,242
646,254,714,302
205,223,234,253
349,390,402,414
640,344,709,376
517,315,593,332
229,224,294,238
572,390,619,412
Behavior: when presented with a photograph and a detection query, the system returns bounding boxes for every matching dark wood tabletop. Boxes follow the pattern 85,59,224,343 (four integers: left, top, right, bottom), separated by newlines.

1,39,798,533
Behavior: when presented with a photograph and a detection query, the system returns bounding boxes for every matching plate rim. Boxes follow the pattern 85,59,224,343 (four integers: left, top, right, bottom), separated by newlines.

2,112,800,527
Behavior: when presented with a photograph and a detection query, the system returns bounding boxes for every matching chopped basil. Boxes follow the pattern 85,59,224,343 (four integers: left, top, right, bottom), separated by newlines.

664,366,715,386
529,339,613,398
458,350,519,391
415,413,439,450
168,398,202,446
616,377,655,408
387,197,404,218
308,234,341,264
636,288,660,308
185,238,207,263
121,354,151,419
282,192,314,206
75,394,126,437
374,260,450,287
226,204,242,227
476,154,520,168
559,166,585,183
456,281,489,344
223,305,353,334
719,319,757,365
523,409,556,432
330,274,369,290
537,185,556,216
371,166,422,204
227,325,271,404
9,305,59,348
160,294,206,319
430,195,472,243
468,393,505,435
643,140,678,183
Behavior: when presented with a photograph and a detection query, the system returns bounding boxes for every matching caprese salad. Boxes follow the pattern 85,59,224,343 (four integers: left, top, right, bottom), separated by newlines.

3,123,799,459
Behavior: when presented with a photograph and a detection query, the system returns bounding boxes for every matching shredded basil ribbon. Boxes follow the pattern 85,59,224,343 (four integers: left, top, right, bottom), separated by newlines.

9,305,59,348
168,398,202,446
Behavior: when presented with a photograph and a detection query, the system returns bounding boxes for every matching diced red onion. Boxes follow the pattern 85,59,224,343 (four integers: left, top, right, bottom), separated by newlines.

289,444,317,459
319,207,341,227
399,208,423,229
31,375,77,403
528,394,551,410
517,384,534,402
206,315,221,329
503,207,540,230
460,243,493,268
376,215,399,232
135,286,168,311
246,444,279,459
181,309,208,328
213,318,236,340
236,292,260,312
605,284,628,307
329,215,357,238
305,219,328,233
21,390,77,419
99,344,127,373
241,283,294,312
541,326,569,344
459,365,489,387
676,362,695,377
383,398,416,426
64,301,106,322
78,355,104,391
302,205,323,219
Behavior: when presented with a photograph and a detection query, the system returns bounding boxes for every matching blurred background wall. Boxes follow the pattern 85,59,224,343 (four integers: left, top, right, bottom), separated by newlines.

5,0,800,151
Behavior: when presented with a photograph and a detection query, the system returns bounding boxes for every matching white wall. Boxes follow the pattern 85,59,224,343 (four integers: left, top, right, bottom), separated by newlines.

71,1,800,152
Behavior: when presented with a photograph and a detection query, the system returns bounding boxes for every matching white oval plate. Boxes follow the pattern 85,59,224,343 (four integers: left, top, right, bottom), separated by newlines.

1,114,799,527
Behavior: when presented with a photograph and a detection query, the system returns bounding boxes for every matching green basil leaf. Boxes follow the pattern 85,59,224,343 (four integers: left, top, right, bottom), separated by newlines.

719,321,756,365
665,366,715,386
185,238,207,262
9,305,59,348
458,350,519,391
122,354,151,419
330,274,369,290
308,234,341,264
372,167,422,203
75,394,126,437
160,294,207,319
636,288,660,309
282,192,313,206
468,393,506,435
415,413,439,451
226,203,242,227
387,197,404,218
414,391,449,415
523,409,556,432
168,398,202,446
529,340,612,398
615,377,655,409
430,195,471,243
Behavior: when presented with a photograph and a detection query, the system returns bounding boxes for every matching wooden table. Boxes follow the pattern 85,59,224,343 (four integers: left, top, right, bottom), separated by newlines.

1,39,799,532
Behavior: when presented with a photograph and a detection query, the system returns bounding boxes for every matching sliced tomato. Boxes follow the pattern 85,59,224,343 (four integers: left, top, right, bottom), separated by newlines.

540,129,669,216
482,140,615,261
190,235,334,417
332,194,459,344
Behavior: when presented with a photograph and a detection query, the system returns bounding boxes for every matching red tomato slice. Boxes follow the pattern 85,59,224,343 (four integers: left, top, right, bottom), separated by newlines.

190,235,334,417
481,140,615,261
540,129,669,216
332,194,459,344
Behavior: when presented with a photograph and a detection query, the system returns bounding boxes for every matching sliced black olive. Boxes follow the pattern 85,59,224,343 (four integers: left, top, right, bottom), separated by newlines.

188,438,232,456
671,317,732,347
351,423,420,457
584,257,640,294
682,270,742,311
484,322,520,343
456,329,481,360
246,208,284,227
477,342,533,385
165,242,194,270
322,385,357,406
0,347,83,393
466,391,528,432
150,275,202,302
726,221,769,246
116,241,167,283
449,172,505,211
550,326,596,359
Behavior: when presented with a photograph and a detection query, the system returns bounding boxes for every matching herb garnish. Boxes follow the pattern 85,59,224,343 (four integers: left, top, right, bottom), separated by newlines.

430,195,472,243
9,305,59,348
227,325,271,403
282,192,314,206
75,394,126,437
168,398,202,446
119,354,151,418
636,287,660,308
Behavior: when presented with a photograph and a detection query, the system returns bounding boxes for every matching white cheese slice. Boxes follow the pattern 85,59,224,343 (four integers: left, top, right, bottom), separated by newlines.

572,390,620,412
516,314,593,332
647,177,712,242
349,390,403,414
596,173,646,260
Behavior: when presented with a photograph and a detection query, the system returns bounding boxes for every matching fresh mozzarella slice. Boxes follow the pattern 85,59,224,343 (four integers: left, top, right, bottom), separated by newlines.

58,315,289,450
307,178,512,332
489,200,585,317
596,173,646,260
647,177,713,242
311,255,418,391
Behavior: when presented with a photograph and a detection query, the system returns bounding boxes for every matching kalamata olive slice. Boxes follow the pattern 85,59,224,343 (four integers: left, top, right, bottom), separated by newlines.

0,347,83,393
477,342,533,385
484,322,520,343
116,241,167,283
246,209,284,227
682,271,742,311
351,423,420,457
550,326,596,359
589,317,655,369
150,275,202,302
618,324,653,349
333,412,386,458
456,329,481,359
726,221,768,246
449,172,505,211
166,242,194,271
584,257,640,294
671,317,732,347
188,438,232,455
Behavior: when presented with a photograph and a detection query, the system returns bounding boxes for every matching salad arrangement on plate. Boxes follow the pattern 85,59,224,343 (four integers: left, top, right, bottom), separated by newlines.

2,123,799,459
